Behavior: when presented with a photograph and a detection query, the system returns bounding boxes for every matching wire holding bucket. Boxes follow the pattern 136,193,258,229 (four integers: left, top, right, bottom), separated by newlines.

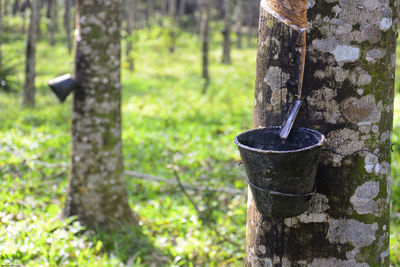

237,161,315,198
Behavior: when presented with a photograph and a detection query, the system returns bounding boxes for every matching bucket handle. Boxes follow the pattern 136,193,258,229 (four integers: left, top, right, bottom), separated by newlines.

237,162,315,197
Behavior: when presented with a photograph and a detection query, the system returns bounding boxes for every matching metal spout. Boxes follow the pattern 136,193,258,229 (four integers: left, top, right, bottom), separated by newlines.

48,74,78,102
280,99,303,139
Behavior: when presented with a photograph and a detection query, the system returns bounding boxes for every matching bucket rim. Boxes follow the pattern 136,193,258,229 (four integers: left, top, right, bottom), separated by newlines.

234,126,325,154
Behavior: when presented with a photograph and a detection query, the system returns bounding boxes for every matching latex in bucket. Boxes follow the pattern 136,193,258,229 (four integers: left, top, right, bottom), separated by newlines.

234,126,325,218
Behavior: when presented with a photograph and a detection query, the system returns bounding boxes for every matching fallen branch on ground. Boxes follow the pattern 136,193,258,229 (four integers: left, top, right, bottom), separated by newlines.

1,143,243,195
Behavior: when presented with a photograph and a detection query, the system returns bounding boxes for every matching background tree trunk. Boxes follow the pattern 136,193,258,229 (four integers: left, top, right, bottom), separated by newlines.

126,0,136,71
221,0,231,64
12,0,18,16
64,0,72,53
199,0,210,93
235,0,242,49
245,1,397,266
0,0,2,64
168,0,176,53
48,0,57,46
146,0,153,26
37,0,42,37
22,0,39,108
63,0,138,230
178,0,186,18
3,0,8,16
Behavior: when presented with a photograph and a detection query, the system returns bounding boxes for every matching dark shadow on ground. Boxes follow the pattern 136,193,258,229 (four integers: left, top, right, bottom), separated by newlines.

91,223,171,266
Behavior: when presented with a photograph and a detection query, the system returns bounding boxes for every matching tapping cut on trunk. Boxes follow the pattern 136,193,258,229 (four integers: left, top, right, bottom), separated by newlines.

261,0,308,31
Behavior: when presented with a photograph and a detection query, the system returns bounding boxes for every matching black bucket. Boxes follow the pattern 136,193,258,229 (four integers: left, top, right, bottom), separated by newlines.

234,126,325,218
48,74,78,102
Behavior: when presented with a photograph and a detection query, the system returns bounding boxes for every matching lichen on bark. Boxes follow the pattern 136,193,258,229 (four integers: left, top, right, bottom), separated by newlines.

245,0,398,265
63,0,138,230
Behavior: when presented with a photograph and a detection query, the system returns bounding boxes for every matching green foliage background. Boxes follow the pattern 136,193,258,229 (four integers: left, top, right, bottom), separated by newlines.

0,15,399,266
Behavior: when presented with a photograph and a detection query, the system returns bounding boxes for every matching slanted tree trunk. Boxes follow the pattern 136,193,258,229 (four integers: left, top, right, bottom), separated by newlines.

221,0,231,64
64,0,72,53
235,0,242,49
199,0,210,93
126,0,136,71
245,0,397,266
48,0,57,46
63,0,138,230
22,0,39,108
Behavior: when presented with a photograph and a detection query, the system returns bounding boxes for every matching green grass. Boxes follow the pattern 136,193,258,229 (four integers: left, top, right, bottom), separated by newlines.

1,16,400,266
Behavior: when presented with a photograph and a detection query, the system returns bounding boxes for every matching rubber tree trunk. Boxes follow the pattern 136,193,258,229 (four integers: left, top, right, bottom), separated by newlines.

221,0,231,64
12,0,17,16
235,0,242,49
37,0,42,37
63,0,138,230
48,0,57,46
64,0,72,53
146,0,153,26
199,0,210,93
3,0,8,15
178,0,185,18
22,0,39,108
126,0,136,71
168,0,176,53
245,1,397,266
0,0,2,64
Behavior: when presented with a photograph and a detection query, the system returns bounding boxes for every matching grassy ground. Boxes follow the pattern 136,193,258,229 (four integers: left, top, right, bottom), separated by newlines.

1,16,400,266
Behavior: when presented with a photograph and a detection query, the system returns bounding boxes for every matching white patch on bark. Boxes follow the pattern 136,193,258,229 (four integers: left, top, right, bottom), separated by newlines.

350,181,379,215
379,17,392,31
307,87,341,124
341,95,380,125
309,258,369,267
284,217,299,227
325,129,364,165
259,245,266,254
331,45,360,64
328,219,378,261
333,66,349,82
364,152,379,174
299,213,328,223
366,49,384,63
263,66,290,112
264,66,289,92
380,249,389,264
363,0,380,10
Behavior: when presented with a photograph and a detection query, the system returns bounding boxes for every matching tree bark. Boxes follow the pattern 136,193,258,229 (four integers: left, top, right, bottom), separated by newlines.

63,0,138,230
22,0,39,108
146,0,153,26
64,0,72,53
221,0,231,64
3,0,8,15
126,0,136,71
48,0,57,46
245,0,397,266
235,0,243,49
199,0,210,93
0,0,2,65
168,0,176,53
11,0,17,16
178,0,186,18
